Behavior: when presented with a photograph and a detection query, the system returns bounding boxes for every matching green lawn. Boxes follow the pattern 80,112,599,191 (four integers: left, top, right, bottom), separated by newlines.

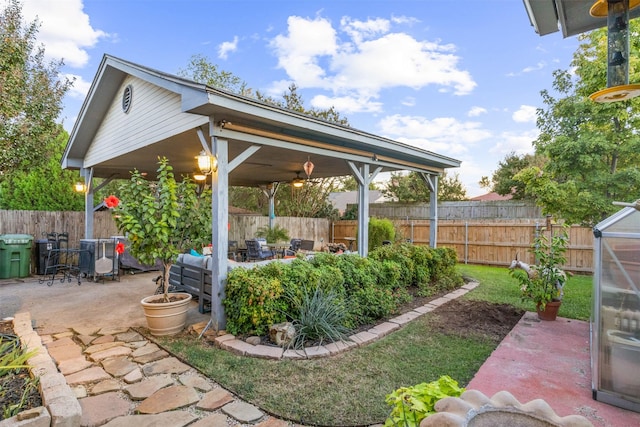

160,263,593,426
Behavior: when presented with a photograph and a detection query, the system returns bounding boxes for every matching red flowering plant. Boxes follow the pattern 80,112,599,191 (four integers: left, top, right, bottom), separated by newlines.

108,157,211,301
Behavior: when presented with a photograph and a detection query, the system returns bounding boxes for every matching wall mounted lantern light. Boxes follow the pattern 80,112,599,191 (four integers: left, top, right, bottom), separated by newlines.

196,150,217,175
74,182,86,193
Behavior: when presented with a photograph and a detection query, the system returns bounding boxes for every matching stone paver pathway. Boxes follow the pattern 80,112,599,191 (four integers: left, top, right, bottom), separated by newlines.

41,326,294,427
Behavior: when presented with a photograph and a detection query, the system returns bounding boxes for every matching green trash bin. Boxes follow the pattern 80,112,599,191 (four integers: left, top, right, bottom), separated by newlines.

0,234,34,279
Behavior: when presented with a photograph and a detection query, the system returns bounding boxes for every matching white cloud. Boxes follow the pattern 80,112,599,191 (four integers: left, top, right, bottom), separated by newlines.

377,114,491,156
64,73,91,99
512,105,537,123
268,14,476,113
468,106,487,117
218,36,239,60
311,94,383,114
507,61,546,77
21,0,108,68
489,129,539,157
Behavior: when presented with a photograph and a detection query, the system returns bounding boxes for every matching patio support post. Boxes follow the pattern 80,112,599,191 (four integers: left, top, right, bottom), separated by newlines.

262,183,279,229
210,130,229,331
419,173,438,248
81,168,94,239
348,161,381,257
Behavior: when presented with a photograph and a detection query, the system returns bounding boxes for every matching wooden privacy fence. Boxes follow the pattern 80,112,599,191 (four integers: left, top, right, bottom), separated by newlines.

1,210,594,274
332,219,595,273
0,210,329,274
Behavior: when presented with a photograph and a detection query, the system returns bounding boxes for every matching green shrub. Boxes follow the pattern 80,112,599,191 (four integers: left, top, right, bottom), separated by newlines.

286,285,352,349
385,375,465,427
368,217,395,251
222,243,465,336
223,268,287,335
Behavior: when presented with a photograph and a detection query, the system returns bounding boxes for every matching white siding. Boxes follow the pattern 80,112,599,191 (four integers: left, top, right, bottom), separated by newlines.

84,76,208,166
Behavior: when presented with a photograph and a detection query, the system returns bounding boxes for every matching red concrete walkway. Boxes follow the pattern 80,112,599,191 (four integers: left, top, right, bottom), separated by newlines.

468,312,640,427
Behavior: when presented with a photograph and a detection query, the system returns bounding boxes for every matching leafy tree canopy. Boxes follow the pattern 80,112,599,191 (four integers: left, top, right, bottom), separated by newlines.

0,0,72,179
483,151,545,200
382,170,467,203
515,22,640,226
0,126,85,210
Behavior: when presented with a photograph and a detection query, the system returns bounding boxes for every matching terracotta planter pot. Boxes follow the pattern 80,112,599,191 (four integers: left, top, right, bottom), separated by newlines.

140,292,192,336
536,300,561,321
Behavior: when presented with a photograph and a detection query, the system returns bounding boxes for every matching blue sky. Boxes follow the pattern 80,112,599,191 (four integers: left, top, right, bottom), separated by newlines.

16,0,580,197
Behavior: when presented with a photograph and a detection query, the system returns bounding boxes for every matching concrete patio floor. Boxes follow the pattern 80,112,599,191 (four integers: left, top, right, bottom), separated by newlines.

2,272,640,426
468,312,640,427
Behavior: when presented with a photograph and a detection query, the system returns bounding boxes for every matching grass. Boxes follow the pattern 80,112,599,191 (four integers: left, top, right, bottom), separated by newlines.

160,263,593,426
457,264,593,321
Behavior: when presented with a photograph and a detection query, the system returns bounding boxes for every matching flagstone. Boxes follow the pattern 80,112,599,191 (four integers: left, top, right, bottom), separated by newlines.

84,341,125,354
131,343,160,357
196,388,234,411
47,343,83,364
123,367,143,384
102,356,138,377
92,334,116,344
126,340,148,349
52,331,74,339
79,392,130,427
178,373,212,392
46,336,75,349
116,330,144,342
102,411,197,427
189,413,229,427
133,349,168,364
98,326,129,336
76,334,96,346
89,345,132,362
221,400,264,423
65,366,111,386
136,385,199,414
57,356,93,375
92,378,121,395
141,357,190,376
124,374,174,400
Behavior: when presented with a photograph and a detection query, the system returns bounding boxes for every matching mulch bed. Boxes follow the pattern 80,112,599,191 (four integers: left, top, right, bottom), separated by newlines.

0,320,42,417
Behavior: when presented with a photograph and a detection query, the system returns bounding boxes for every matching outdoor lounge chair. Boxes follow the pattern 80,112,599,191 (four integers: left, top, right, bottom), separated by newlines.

245,239,275,261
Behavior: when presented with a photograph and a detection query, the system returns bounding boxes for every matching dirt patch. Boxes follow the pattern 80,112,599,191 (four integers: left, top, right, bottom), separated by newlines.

428,299,525,344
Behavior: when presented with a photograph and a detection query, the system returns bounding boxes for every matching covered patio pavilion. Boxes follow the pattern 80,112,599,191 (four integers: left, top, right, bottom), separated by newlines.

62,54,461,330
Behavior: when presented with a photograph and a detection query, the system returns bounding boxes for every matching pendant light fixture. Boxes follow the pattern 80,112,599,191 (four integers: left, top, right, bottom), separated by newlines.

303,156,314,179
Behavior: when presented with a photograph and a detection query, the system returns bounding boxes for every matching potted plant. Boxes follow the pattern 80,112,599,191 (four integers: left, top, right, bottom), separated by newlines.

509,225,570,321
108,157,211,335
255,224,290,243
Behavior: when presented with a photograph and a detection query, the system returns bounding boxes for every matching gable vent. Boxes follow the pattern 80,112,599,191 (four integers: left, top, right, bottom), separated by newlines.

122,84,133,113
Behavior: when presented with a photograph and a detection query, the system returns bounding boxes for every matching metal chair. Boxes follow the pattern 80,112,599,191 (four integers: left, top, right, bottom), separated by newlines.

228,240,239,261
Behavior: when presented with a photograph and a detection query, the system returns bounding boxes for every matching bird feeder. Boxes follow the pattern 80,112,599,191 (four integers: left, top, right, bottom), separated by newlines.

590,0,640,102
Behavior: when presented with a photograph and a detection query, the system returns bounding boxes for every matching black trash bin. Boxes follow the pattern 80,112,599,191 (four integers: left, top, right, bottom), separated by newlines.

35,238,58,275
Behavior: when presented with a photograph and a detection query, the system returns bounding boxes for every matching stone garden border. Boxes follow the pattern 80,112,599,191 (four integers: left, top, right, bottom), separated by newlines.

210,282,479,360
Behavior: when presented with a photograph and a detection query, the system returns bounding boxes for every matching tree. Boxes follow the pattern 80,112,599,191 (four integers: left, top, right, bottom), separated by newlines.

0,126,85,210
486,152,544,199
515,23,640,226
0,0,72,179
112,158,211,300
178,55,349,217
382,170,467,203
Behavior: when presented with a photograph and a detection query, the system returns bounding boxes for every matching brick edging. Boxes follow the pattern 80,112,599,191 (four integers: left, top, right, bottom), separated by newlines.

213,282,480,360
6,312,82,427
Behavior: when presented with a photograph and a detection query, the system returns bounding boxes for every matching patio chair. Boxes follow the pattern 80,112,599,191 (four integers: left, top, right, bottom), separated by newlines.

284,238,302,257
245,239,275,261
